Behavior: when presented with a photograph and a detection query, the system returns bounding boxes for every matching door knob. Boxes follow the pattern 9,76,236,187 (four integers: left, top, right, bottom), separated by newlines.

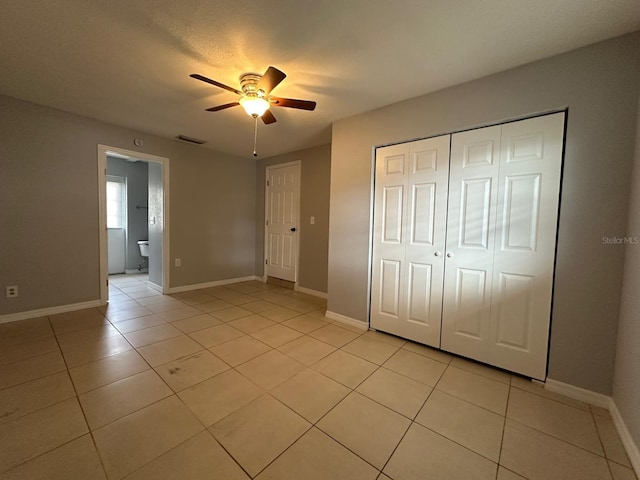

434,251,442,257
446,252,454,258
290,227,297,232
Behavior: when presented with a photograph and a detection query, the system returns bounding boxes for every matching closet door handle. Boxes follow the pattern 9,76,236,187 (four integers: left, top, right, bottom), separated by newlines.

446,252,454,258
434,251,442,257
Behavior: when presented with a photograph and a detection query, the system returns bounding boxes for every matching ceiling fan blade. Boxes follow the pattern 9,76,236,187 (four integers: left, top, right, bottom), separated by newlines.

205,102,240,112
190,74,242,96
271,97,317,111
257,66,286,95
261,110,277,124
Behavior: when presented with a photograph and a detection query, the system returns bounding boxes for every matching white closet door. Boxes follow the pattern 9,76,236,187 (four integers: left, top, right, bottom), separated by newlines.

441,126,502,359
488,112,565,379
370,113,564,379
371,135,450,347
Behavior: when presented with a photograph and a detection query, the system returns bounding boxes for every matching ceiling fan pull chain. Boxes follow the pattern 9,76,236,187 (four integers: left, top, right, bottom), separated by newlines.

253,115,259,157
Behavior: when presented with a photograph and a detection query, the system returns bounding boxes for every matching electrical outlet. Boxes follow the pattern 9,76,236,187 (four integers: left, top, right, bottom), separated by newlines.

310,216,315,225
6,286,18,298
175,258,181,267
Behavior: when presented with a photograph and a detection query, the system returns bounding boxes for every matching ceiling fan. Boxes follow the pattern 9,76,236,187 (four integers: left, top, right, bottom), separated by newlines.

190,66,316,125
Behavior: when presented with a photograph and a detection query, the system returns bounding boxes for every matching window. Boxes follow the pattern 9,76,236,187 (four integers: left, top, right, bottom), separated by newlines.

106,176,126,228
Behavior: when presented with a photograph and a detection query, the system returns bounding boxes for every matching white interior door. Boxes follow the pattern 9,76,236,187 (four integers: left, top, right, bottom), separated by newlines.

265,162,300,282
487,113,565,379
371,135,450,347
441,126,501,359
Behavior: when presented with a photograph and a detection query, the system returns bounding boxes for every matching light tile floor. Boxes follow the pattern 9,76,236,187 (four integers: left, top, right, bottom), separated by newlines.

0,275,637,480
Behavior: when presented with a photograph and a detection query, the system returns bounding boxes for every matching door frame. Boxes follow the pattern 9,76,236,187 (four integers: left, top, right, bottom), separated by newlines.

98,145,170,302
263,160,301,284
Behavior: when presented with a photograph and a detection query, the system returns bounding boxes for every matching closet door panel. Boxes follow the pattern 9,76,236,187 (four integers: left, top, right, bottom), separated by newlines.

407,261,433,324
382,185,404,243
371,136,449,347
459,177,493,248
452,267,488,338
488,112,565,379
371,144,409,332
379,259,402,317
410,183,436,245
441,125,501,361
404,136,450,341
493,272,534,348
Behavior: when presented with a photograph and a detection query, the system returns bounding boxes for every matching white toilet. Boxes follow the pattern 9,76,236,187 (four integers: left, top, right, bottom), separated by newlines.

137,241,149,271
137,240,149,257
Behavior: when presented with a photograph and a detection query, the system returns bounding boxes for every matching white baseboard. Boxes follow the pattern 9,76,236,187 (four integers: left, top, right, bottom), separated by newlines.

545,378,639,477
167,276,260,294
610,399,640,475
294,285,327,299
124,268,148,274
545,378,611,408
0,299,105,325
325,310,368,331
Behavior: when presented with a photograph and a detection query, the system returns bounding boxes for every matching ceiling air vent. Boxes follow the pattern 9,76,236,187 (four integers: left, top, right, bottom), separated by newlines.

175,134,206,145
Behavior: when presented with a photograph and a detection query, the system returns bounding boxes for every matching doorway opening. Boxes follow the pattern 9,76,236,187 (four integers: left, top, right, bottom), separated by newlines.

98,145,170,302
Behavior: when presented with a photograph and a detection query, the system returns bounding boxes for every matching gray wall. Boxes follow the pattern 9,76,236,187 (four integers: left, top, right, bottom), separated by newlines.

328,32,640,395
106,157,149,271
170,146,256,287
613,83,640,450
0,94,256,315
255,144,331,293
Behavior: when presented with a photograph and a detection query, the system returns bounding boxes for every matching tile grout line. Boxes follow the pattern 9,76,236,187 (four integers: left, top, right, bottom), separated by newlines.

510,380,592,412
495,378,512,479
0,353,66,391
592,402,618,479
376,380,439,477
45,313,111,480
506,416,614,460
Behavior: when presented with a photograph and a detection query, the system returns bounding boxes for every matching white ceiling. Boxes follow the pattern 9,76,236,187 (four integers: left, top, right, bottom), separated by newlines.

2,1,640,159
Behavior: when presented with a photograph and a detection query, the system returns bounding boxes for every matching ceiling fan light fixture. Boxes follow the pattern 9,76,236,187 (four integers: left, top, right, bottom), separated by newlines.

191,67,316,129
239,96,270,117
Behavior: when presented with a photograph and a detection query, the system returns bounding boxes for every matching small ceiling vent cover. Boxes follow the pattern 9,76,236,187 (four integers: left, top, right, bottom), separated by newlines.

176,134,206,145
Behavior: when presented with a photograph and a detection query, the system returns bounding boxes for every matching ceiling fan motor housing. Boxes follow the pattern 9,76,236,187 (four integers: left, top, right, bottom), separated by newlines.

240,73,264,97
